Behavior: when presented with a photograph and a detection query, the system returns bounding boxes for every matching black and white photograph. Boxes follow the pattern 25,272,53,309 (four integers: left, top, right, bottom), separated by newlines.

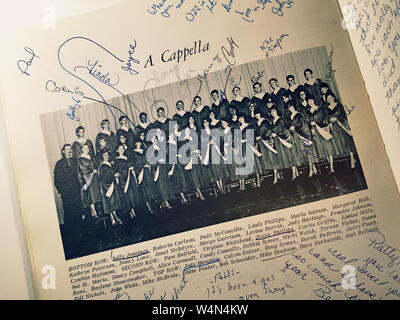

41,46,367,260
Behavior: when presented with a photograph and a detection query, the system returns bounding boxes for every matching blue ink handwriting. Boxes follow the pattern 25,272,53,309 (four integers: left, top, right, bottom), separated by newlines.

74,59,120,87
17,47,39,76
260,33,289,58
368,231,400,268
221,0,234,13
121,40,140,75
66,97,81,122
57,36,141,129
186,0,217,22
271,0,294,17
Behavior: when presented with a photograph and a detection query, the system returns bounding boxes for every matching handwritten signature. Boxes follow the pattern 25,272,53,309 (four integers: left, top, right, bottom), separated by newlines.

235,0,295,22
45,79,85,97
260,33,289,58
368,231,400,268
74,59,120,87
57,36,140,129
17,47,39,76
66,97,82,121
121,40,140,75
323,44,336,81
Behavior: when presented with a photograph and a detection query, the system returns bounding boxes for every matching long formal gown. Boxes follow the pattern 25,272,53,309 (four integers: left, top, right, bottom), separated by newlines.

99,161,123,213
325,102,357,156
209,120,228,180
169,133,191,196
255,118,279,172
307,106,339,159
236,122,257,177
132,147,157,204
77,155,102,209
221,126,236,182
289,112,319,165
183,125,207,190
201,125,226,182
113,155,138,211
148,141,175,202
272,117,296,169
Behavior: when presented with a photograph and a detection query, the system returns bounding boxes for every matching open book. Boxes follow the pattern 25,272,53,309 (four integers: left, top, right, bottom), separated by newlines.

0,0,399,301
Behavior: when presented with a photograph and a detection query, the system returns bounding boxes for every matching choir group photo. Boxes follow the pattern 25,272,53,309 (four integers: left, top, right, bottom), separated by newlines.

41,46,367,259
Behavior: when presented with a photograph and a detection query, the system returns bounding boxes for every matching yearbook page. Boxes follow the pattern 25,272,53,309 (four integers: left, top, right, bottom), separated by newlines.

1,0,400,301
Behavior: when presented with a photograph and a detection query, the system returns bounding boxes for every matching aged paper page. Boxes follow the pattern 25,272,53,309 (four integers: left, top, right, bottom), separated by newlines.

0,104,33,299
0,0,400,301
338,0,400,191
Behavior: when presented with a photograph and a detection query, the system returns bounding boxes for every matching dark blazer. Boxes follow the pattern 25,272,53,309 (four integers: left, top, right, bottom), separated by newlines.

54,157,81,198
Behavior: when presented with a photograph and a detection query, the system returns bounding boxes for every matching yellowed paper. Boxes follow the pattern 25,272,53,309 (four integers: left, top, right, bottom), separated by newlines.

339,0,400,191
0,0,400,302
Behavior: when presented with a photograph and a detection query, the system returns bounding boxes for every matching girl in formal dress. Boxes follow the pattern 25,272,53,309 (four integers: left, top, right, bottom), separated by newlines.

220,118,236,185
236,113,255,190
201,117,226,194
113,144,137,218
307,96,338,174
325,93,357,169
147,132,174,209
77,143,101,218
183,115,206,200
287,101,319,177
98,150,123,225
208,111,227,193
132,137,155,214
168,121,190,204
270,107,298,181
254,109,280,184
